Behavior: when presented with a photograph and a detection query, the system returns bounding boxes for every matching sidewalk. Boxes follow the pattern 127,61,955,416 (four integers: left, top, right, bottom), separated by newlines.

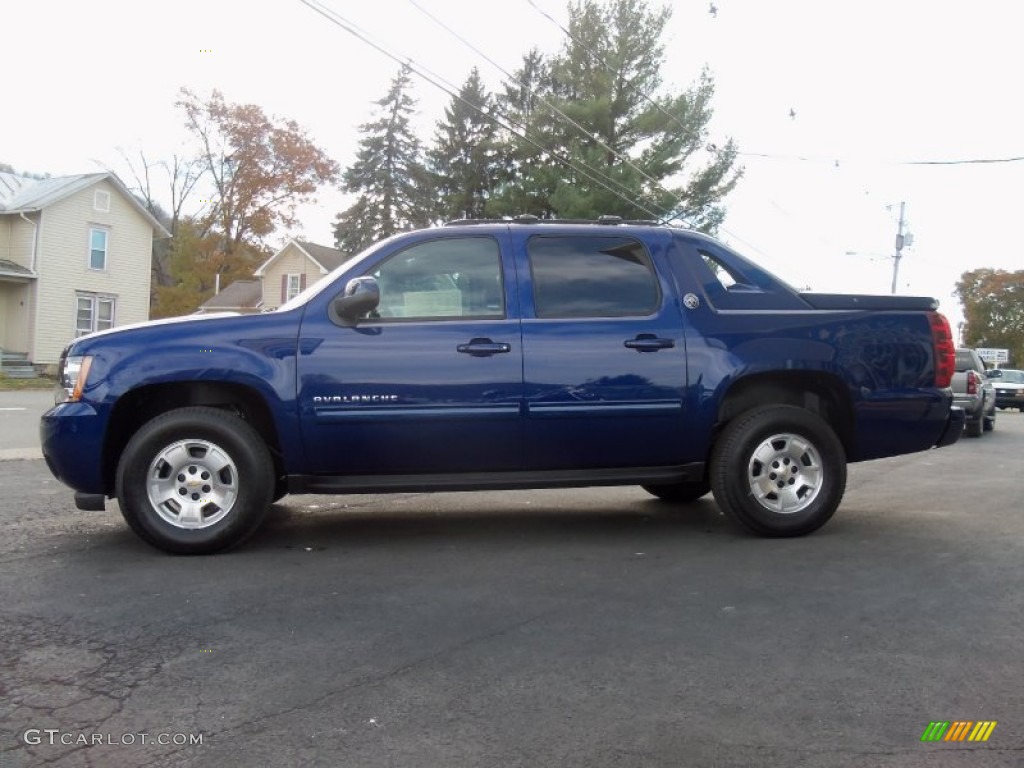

0,389,54,460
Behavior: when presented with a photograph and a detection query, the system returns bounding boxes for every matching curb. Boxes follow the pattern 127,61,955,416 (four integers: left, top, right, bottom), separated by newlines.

0,448,43,461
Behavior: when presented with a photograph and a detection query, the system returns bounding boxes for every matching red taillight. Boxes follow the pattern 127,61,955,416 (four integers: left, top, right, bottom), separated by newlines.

966,370,978,395
929,311,955,388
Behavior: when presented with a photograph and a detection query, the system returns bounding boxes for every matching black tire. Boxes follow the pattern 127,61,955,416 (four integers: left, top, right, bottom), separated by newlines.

116,407,274,554
272,476,289,503
642,480,711,503
983,411,995,432
965,417,983,438
710,405,846,538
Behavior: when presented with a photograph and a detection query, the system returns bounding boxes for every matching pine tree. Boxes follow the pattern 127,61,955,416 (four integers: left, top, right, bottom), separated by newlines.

334,66,432,253
491,0,741,231
427,68,500,222
488,49,561,218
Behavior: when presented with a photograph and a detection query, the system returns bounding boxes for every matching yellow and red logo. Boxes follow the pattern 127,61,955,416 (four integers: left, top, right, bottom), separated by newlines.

921,721,997,742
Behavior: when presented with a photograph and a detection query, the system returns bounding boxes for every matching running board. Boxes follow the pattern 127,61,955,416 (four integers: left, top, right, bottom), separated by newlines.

288,463,705,495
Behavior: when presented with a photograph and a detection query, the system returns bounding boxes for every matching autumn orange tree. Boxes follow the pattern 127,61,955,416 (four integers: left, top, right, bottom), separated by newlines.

152,221,267,318
148,89,338,317
955,269,1024,367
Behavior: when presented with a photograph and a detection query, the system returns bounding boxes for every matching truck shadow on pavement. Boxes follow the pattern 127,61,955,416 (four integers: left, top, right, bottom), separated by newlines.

244,497,757,553
35,496,885,558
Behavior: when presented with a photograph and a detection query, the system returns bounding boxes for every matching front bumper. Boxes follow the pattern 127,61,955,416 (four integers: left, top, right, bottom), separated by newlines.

994,390,1024,408
935,406,965,448
40,401,107,495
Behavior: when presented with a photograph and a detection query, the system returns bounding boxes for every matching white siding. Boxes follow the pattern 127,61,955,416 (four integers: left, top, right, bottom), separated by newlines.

261,245,326,310
32,180,154,364
3,214,38,269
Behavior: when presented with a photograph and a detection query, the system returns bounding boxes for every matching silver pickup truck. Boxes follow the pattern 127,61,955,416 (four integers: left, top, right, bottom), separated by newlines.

952,348,996,437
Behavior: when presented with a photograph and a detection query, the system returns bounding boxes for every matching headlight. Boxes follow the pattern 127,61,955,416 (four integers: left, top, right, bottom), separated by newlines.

56,355,93,404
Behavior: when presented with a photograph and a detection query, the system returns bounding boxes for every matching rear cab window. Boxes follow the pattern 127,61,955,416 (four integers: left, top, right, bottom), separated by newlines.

954,350,982,372
667,233,807,311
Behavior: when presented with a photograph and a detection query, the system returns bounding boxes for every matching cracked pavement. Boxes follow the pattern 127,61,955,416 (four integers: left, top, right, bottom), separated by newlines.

1,414,1023,767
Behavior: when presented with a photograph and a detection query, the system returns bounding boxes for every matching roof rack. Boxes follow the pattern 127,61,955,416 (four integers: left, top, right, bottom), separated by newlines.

443,214,665,227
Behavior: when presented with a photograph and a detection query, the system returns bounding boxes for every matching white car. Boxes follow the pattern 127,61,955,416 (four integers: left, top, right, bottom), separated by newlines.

989,369,1024,411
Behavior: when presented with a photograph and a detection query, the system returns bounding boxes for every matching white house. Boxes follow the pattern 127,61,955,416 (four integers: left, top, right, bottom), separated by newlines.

0,171,169,370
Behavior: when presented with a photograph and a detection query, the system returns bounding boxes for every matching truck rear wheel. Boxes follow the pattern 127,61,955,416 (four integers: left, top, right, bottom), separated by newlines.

710,405,846,537
116,407,274,554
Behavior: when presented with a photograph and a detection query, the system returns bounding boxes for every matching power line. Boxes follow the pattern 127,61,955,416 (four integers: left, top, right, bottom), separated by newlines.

903,156,1024,166
298,0,670,222
734,150,1024,166
523,0,1024,172
716,225,774,262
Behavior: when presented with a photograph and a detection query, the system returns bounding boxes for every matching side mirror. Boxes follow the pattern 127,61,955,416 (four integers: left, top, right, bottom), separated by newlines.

331,277,380,326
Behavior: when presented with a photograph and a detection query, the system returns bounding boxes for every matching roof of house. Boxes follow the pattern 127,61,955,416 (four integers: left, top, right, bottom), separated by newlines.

254,239,349,277
198,279,263,311
0,171,171,237
0,259,36,279
296,240,349,271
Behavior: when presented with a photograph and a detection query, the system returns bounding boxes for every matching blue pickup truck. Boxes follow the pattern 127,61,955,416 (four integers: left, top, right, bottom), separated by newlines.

41,219,963,553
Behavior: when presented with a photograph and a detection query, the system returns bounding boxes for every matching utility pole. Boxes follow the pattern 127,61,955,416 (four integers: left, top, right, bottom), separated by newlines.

891,201,908,294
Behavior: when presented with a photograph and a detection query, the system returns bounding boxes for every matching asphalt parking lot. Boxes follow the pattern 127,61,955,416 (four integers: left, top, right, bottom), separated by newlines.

1,399,1022,767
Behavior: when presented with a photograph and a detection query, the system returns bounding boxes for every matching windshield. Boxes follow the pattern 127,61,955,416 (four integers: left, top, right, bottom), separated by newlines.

994,370,1024,384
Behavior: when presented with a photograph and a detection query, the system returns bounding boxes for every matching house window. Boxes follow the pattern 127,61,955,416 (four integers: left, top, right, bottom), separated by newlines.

89,228,108,270
75,294,116,337
93,190,111,212
285,273,303,301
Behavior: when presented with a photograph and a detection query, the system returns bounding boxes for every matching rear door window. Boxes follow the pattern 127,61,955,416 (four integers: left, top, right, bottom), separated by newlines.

527,236,659,318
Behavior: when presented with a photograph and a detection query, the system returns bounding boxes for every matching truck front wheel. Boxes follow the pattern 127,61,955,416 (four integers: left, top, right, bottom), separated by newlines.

116,407,274,554
710,405,846,537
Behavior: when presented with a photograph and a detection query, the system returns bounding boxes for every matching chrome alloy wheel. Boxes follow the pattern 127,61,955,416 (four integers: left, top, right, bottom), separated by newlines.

747,432,823,514
146,439,239,529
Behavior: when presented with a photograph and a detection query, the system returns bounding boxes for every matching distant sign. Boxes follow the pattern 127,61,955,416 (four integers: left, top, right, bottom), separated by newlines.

976,348,1009,364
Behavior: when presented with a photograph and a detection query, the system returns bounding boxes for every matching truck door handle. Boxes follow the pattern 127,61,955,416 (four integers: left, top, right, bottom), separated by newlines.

457,338,512,357
624,334,675,352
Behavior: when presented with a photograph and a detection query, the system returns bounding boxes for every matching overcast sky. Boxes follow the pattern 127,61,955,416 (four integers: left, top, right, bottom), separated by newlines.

4,0,1022,331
